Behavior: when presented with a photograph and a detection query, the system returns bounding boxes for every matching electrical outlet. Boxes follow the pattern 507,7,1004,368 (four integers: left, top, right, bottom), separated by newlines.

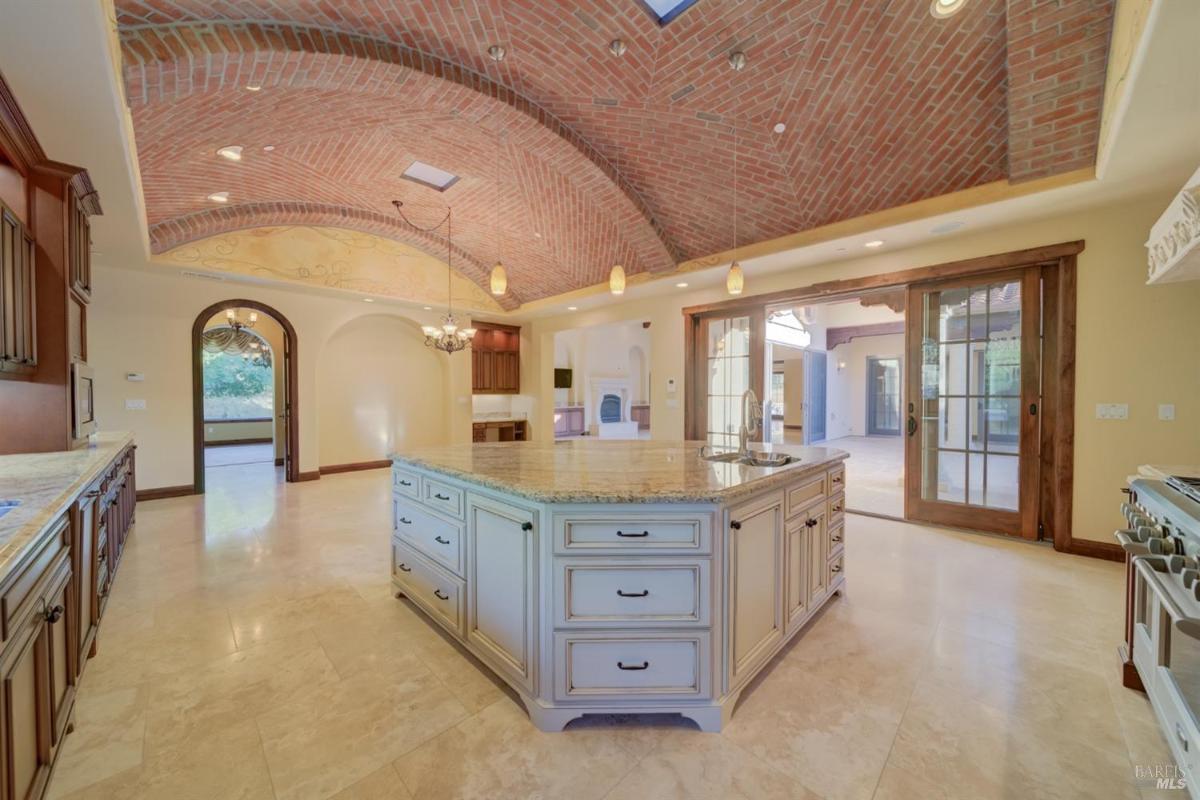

125,398,147,411
1095,403,1128,420
1159,404,1176,421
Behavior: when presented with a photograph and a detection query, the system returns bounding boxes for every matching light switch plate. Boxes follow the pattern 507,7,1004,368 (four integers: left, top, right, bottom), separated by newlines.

1159,404,1176,421
1095,403,1128,420
125,398,147,411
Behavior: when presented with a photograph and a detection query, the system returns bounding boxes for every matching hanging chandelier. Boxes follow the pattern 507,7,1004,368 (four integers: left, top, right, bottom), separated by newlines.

225,308,258,331
392,201,476,354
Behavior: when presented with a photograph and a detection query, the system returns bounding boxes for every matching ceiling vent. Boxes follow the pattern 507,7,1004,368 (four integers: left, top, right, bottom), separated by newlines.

180,270,228,282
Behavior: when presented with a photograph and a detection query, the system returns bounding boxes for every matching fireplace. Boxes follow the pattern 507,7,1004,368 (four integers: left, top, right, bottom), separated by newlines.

588,377,639,439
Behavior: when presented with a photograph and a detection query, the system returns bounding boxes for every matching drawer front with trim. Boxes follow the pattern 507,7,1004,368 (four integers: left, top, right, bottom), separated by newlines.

784,474,826,519
393,498,465,576
421,477,465,520
556,560,710,628
828,493,845,526
1,515,70,642
828,522,845,559
828,465,846,494
554,632,711,701
828,551,845,588
392,539,464,636
555,513,711,555
393,466,421,498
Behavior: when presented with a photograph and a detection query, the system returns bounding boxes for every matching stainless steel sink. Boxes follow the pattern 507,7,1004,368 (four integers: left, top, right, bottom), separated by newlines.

0,500,20,520
699,448,796,468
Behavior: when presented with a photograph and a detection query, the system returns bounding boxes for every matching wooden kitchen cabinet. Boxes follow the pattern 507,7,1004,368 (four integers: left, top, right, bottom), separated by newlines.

727,491,785,691
554,407,585,438
471,322,520,394
68,192,91,301
0,203,36,375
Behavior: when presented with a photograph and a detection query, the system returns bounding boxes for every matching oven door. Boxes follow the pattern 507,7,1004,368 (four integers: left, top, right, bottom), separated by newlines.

71,361,97,439
1134,557,1200,788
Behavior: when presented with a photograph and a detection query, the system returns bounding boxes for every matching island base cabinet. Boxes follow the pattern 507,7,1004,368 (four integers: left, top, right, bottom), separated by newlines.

727,491,785,691
467,496,537,695
392,539,465,637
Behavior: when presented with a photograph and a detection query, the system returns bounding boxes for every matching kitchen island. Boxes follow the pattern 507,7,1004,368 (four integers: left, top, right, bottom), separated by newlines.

390,439,847,732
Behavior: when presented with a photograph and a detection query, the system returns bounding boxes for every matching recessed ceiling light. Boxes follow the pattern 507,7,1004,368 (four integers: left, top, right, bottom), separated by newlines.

533,232,542,238
263,145,275,152
401,160,460,192
567,306,578,311
245,84,262,92
930,0,967,18
362,298,374,303
864,240,884,248
216,145,243,161
207,192,230,203
675,282,689,288
772,122,786,134
609,39,627,56
423,306,432,311
488,44,506,62
930,220,965,235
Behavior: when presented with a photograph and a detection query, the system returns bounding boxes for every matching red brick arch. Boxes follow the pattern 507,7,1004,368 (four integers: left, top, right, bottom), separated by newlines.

121,21,681,305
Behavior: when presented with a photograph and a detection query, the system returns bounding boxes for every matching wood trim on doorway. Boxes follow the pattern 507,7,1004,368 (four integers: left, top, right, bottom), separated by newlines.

682,241,1087,554
191,299,300,493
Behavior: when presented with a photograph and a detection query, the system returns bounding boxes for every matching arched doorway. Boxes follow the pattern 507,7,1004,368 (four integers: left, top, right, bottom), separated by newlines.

191,299,300,493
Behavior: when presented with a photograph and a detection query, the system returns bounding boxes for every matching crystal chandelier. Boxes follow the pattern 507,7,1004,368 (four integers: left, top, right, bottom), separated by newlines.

392,201,476,354
225,308,258,331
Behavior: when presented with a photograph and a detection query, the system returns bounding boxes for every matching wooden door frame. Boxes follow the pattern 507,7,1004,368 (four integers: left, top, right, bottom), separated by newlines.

682,241,1097,557
191,299,300,493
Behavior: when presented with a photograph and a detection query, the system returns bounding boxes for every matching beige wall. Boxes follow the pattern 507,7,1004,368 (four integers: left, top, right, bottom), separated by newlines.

88,264,471,489
316,314,449,466
527,190,1200,544
825,333,905,440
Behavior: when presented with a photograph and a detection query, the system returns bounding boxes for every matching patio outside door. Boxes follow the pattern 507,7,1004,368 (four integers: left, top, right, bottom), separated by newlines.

904,268,1040,538
866,357,902,436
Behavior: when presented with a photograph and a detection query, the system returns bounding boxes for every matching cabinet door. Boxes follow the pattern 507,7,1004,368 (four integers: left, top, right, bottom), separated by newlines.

45,567,75,748
569,408,585,435
784,520,809,635
69,194,91,300
472,350,495,392
807,506,829,606
1,605,52,800
74,487,100,668
1,207,16,365
727,491,785,690
494,352,519,392
467,494,537,693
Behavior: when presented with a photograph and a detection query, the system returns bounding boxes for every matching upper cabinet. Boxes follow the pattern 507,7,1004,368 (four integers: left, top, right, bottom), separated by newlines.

472,322,521,394
0,203,36,373
69,190,92,301
1146,165,1200,284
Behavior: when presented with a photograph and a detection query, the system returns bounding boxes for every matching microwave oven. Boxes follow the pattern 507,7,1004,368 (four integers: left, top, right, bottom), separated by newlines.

72,360,97,439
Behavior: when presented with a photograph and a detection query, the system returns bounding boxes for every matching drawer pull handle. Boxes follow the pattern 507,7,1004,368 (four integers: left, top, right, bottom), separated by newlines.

832,504,843,513
805,518,818,528
832,534,843,543
433,493,451,501
831,563,842,573
832,475,843,483
44,605,64,624
398,480,413,487
1178,722,1190,752
617,661,649,671
521,522,533,532
434,536,451,545
730,521,741,530
433,589,450,601
616,589,649,598
397,563,412,573
399,517,412,525
616,530,650,538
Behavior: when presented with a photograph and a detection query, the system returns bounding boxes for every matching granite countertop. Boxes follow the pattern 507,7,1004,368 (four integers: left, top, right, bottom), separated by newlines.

1139,465,1200,480
392,439,847,504
0,432,134,581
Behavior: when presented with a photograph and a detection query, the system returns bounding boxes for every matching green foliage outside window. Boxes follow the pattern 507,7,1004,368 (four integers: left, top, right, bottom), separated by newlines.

203,350,273,419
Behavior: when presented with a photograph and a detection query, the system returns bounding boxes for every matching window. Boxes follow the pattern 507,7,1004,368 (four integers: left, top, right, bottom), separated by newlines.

771,370,785,419
766,309,812,349
202,350,274,420
401,160,460,192
638,0,701,26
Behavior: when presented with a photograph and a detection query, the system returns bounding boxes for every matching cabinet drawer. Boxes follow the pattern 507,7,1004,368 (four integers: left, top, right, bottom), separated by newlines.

393,499,464,576
555,513,711,554
393,466,420,498
556,560,709,628
828,465,846,493
1,515,70,642
828,493,845,526
828,551,845,588
421,477,465,520
784,474,826,519
554,632,711,701
392,539,465,637
828,522,845,558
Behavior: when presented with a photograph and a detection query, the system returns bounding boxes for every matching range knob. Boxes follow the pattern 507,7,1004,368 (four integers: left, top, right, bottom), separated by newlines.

1148,536,1177,556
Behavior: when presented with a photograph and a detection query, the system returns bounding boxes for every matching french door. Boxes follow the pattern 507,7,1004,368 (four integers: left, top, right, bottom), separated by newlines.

904,268,1041,538
694,311,766,448
866,357,902,436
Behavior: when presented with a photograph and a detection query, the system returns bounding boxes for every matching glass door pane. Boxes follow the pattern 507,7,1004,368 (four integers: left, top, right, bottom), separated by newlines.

906,270,1038,537
705,316,752,449
866,357,901,436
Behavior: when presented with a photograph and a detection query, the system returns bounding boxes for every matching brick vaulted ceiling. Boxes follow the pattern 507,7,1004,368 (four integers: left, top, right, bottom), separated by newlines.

115,0,1114,308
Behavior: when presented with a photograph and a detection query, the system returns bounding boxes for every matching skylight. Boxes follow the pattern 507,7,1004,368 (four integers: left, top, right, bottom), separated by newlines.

401,160,460,192
639,0,700,26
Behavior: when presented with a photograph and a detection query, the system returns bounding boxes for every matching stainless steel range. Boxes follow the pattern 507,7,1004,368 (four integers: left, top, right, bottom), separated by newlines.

1118,473,1200,797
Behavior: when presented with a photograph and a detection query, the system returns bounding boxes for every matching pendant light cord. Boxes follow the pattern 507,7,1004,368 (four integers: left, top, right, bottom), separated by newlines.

732,69,738,253
392,200,455,316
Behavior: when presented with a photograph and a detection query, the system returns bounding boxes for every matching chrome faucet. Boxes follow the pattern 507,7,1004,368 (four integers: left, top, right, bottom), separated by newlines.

738,389,763,457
